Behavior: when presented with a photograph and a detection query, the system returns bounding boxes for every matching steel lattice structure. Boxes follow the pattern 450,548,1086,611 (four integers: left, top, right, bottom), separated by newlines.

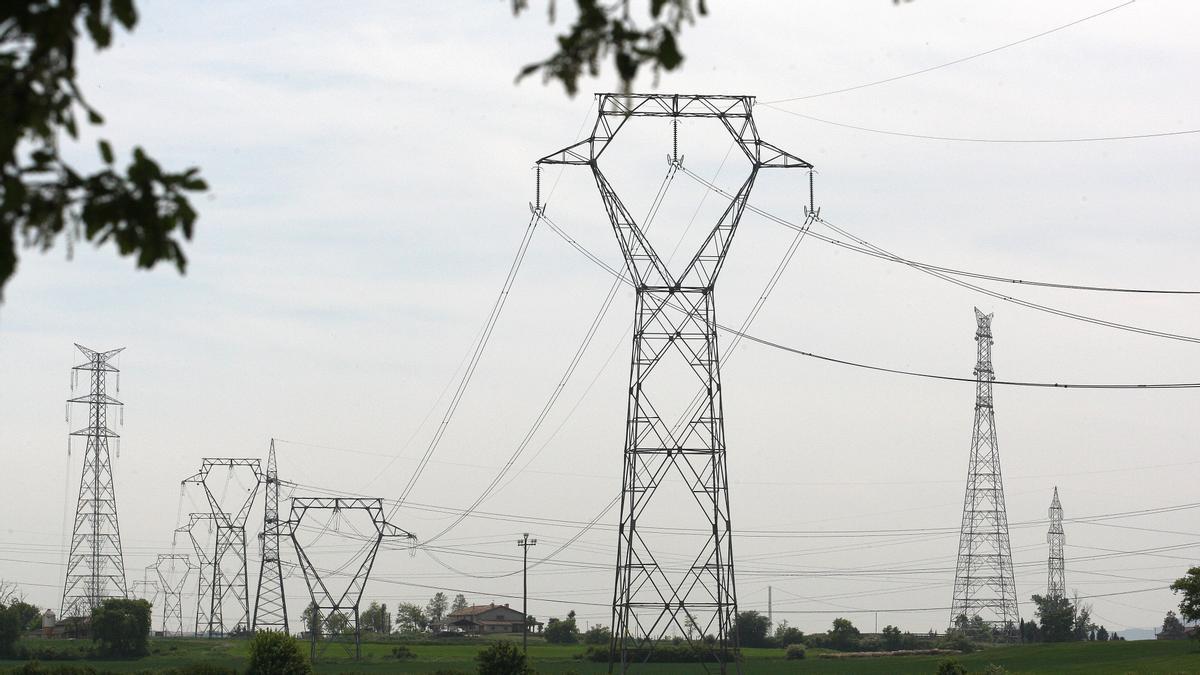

287,497,415,661
183,458,262,636
950,309,1020,639
61,344,129,619
176,512,225,636
538,93,811,672
1047,487,1066,599
253,440,288,632
149,553,196,636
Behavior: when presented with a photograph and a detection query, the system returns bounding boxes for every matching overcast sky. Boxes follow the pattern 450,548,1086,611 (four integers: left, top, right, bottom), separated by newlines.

2,0,1199,637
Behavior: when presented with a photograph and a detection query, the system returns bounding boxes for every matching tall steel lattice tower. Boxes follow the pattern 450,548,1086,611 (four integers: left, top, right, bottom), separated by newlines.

538,94,811,672
183,458,262,636
253,439,288,632
950,309,1019,639
61,344,129,619
150,553,196,635
1046,487,1066,598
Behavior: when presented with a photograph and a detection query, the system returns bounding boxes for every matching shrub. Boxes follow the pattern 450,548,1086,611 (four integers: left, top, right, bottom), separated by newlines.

476,641,532,675
391,645,417,659
784,644,806,660
935,630,977,654
159,666,238,675
583,625,611,645
583,644,739,663
246,630,312,675
544,614,580,644
91,598,152,657
982,665,1010,675
936,658,968,675
4,664,99,675
858,635,883,652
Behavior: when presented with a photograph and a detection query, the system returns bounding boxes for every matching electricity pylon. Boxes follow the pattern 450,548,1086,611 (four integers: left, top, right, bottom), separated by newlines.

287,497,415,660
253,440,288,632
61,344,129,619
538,93,811,672
176,512,225,636
1047,487,1065,598
183,458,262,636
150,553,196,635
950,309,1019,640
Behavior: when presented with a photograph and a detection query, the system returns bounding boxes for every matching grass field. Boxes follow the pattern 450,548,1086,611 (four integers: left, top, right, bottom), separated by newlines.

2,636,1198,674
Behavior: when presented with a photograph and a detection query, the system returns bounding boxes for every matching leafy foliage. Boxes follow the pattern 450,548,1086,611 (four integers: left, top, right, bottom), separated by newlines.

936,657,967,675
427,592,449,626
391,645,417,659
0,0,206,300
826,617,861,651
582,624,611,645
1031,594,1075,642
784,643,806,660
1161,611,1186,639
734,610,770,648
451,594,468,615
395,602,429,633
475,640,532,675
90,598,151,656
544,610,580,644
245,629,312,675
360,601,391,634
512,0,706,95
0,602,24,657
772,620,804,648
1171,566,1200,629
301,602,321,637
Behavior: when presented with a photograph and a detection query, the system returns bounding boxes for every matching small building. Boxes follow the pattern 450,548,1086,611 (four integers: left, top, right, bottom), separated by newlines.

438,603,542,635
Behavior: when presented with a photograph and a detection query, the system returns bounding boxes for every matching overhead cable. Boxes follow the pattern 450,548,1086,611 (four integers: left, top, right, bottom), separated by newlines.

764,1,1137,104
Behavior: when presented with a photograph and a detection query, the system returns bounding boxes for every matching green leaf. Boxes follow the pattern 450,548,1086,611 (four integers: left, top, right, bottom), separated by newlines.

657,29,683,70
111,0,139,29
98,140,114,164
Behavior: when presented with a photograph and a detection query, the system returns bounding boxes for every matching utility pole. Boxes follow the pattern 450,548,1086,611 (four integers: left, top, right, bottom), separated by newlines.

537,93,811,675
62,344,129,619
768,587,772,628
950,309,1019,640
518,533,537,653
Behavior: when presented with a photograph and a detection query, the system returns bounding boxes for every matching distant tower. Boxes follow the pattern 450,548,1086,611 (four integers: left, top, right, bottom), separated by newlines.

253,439,288,632
1047,487,1065,598
61,344,129,618
950,309,1019,639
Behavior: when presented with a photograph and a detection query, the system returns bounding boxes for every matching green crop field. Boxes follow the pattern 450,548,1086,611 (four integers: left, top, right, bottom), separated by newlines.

1,636,1198,674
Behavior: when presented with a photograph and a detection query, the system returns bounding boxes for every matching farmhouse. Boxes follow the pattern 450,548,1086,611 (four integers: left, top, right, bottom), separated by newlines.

438,603,542,635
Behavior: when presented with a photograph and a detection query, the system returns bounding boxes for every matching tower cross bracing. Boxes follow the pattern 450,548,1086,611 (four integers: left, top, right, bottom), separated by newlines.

1047,487,1066,598
950,308,1020,639
538,93,811,672
61,344,129,619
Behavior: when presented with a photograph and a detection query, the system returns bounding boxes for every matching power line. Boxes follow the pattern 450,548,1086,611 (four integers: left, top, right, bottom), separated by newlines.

542,207,1200,389
761,104,1200,144
419,163,680,547
764,1,1137,104
391,210,541,511
681,167,1200,345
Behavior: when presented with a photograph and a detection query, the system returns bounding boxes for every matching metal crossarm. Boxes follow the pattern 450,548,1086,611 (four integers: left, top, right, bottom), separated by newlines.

286,496,415,661
535,93,812,674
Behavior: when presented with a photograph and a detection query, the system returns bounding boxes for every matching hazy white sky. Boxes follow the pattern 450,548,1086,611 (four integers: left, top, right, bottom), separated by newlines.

2,0,1199,637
